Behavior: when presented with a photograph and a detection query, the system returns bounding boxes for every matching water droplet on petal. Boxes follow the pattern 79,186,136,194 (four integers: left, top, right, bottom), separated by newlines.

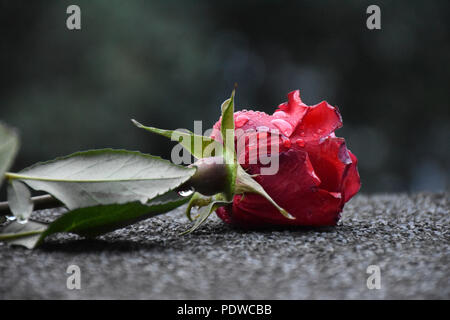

296,139,305,147
17,216,28,224
273,110,287,118
235,115,249,128
317,128,323,134
319,136,328,144
329,192,342,199
178,189,194,197
271,119,293,137
256,126,270,132
338,146,352,165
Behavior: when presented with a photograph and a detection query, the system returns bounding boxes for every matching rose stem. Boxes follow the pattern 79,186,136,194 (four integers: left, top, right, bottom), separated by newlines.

0,195,62,217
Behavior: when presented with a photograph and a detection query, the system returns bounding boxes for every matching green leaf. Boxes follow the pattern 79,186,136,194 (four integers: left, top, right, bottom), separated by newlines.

181,194,230,235
132,119,222,159
235,165,295,220
0,220,48,249
220,90,237,200
38,191,191,242
0,122,19,188
5,149,196,210
7,180,33,222
0,191,192,249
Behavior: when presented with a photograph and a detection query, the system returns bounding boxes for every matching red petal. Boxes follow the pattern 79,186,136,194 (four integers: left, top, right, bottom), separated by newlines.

236,130,285,167
272,90,308,137
292,101,342,141
216,149,343,226
211,110,277,142
211,110,288,168
342,150,361,202
300,137,351,193
217,188,343,227
212,90,360,228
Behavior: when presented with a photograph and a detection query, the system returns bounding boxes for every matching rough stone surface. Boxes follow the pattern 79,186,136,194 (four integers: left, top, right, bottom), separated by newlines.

0,193,448,299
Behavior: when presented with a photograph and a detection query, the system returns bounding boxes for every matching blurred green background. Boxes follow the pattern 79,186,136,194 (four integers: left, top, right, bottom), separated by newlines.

1,0,449,196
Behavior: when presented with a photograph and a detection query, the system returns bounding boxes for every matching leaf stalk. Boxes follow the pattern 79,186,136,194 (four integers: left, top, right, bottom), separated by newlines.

0,194,62,217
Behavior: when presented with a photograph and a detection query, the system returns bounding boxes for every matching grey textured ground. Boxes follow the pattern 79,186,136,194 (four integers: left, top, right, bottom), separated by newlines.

0,193,448,299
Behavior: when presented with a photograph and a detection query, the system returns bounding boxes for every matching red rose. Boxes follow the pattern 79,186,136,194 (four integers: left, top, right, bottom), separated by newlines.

211,90,360,227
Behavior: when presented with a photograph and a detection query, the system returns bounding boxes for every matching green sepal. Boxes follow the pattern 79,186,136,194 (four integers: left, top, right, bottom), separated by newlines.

132,119,222,160
185,192,213,222
181,193,230,235
220,89,237,201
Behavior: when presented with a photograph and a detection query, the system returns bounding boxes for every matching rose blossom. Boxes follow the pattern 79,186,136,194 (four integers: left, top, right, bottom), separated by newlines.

211,90,361,227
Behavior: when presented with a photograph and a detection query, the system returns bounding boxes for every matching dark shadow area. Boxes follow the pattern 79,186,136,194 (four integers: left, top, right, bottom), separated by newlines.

33,221,345,253
38,237,159,253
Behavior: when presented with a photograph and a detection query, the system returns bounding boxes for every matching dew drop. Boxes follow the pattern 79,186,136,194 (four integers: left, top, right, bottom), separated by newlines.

17,216,28,224
317,128,323,134
178,189,194,197
296,139,305,147
338,146,352,165
235,115,249,128
329,192,342,199
319,136,328,144
273,110,287,118
256,126,270,132
271,119,293,137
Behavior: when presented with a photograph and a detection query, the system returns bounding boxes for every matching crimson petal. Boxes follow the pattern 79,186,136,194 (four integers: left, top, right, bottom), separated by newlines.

272,90,308,137
300,137,352,194
292,101,342,142
342,150,361,202
216,149,343,226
